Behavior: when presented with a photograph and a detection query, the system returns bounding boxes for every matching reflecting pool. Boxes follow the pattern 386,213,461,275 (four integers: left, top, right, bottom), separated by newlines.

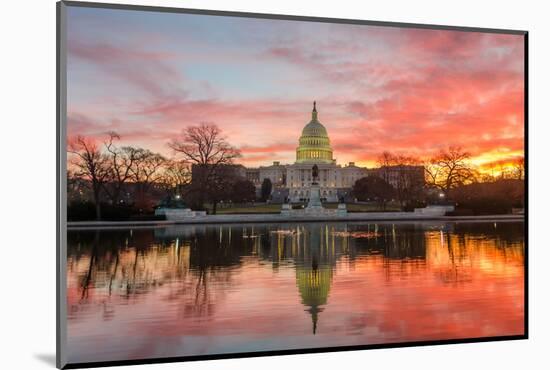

66,221,525,363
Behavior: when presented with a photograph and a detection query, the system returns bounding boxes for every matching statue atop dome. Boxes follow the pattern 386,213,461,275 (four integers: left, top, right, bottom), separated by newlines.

312,101,318,120
311,100,317,121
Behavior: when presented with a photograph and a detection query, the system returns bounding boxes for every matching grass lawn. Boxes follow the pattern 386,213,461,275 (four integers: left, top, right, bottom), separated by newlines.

209,202,402,214
212,204,282,214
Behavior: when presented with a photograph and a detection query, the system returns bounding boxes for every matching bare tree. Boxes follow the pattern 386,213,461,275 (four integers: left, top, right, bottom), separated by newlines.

130,149,166,210
169,123,240,209
424,161,441,190
425,146,476,193
482,161,500,182
103,132,139,205
68,135,112,220
377,151,395,184
512,157,525,180
160,159,191,196
394,155,424,208
206,165,240,214
377,152,425,209
66,168,90,204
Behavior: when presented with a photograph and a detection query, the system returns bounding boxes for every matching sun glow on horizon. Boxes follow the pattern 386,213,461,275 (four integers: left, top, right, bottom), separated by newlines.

66,6,524,174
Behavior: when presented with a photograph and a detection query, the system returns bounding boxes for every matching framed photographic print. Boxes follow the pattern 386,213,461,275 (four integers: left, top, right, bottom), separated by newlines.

57,1,528,368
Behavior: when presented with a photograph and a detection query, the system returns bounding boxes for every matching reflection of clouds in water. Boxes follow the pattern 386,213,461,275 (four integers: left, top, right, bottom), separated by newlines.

66,221,524,363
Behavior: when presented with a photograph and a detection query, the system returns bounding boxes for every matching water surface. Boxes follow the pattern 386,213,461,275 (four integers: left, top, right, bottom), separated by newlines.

67,221,525,363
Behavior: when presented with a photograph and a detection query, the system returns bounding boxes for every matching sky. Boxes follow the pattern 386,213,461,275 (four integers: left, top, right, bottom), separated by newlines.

66,6,525,170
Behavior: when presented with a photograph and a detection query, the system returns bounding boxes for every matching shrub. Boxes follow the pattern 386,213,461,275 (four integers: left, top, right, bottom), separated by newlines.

448,179,524,215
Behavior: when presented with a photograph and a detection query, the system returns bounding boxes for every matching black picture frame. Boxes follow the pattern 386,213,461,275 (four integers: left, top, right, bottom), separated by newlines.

56,1,529,368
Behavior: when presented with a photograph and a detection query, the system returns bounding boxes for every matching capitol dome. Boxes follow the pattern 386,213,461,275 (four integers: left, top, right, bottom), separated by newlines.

296,102,334,164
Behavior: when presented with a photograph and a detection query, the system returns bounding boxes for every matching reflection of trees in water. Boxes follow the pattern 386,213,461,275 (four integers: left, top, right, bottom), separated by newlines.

338,223,426,259
167,225,256,319
426,222,524,285
79,231,98,300
68,225,260,322
67,221,524,325
322,223,430,283
431,229,473,285
68,229,194,321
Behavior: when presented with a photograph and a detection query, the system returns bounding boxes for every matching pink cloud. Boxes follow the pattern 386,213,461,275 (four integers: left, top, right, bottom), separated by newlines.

67,24,524,168
68,40,184,97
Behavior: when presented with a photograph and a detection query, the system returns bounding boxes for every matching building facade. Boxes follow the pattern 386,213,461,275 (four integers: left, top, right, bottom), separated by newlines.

245,102,424,203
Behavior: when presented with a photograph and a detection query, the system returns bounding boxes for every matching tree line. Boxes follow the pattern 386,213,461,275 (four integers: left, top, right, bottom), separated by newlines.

352,147,524,213
68,124,525,220
67,124,257,220
68,132,184,220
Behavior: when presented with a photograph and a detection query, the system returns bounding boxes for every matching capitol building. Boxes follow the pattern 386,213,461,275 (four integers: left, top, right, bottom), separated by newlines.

243,102,424,203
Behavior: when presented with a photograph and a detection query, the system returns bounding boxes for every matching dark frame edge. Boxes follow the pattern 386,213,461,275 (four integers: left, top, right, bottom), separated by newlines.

57,1,68,369
523,32,529,339
60,0,527,35
63,334,527,369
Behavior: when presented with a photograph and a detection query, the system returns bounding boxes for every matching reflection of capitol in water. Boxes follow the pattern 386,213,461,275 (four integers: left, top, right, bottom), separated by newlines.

67,223,432,329
270,224,341,334
297,264,332,334
294,225,334,334
157,223,349,333
254,222,429,334
67,221,524,343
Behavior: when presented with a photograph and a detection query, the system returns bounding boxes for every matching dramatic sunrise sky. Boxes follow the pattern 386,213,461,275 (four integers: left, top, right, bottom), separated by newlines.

66,6,525,170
